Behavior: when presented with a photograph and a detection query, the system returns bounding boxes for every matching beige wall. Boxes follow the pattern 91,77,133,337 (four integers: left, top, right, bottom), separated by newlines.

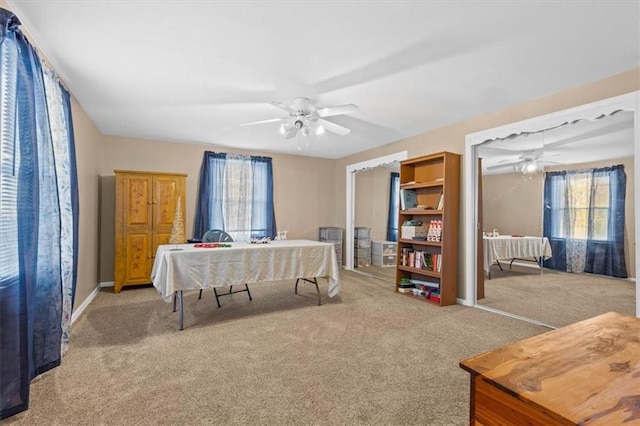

5,0,639,306
99,137,336,282
355,167,395,241
1,1,104,309
483,156,636,277
336,68,640,300
71,99,104,306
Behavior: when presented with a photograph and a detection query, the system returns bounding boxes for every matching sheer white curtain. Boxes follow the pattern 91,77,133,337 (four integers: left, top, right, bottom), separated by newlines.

223,154,254,242
564,174,590,272
42,64,76,355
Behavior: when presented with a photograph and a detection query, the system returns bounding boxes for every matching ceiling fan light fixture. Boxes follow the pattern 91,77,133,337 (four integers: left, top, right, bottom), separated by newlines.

242,98,358,142
517,160,538,174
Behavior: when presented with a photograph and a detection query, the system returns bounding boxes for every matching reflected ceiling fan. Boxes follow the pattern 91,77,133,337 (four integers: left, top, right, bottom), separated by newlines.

240,97,359,139
487,151,561,174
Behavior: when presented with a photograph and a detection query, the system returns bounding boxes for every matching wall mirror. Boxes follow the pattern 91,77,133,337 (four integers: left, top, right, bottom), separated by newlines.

464,92,640,328
345,151,408,281
352,162,400,284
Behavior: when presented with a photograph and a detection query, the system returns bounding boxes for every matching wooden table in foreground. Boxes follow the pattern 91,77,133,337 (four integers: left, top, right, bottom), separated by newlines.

459,312,640,425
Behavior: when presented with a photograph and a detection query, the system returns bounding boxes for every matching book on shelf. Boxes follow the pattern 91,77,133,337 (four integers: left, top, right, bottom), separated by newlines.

436,191,444,210
400,188,418,210
427,220,442,242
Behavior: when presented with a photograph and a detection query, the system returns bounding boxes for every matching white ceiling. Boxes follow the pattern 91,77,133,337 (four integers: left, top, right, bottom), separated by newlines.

7,1,640,159
479,110,636,175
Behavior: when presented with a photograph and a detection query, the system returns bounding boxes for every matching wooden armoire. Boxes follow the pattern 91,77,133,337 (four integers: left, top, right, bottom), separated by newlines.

114,170,187,293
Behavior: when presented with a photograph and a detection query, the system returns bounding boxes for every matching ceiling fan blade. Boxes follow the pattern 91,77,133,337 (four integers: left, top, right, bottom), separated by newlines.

487,161,522,171
317,104,359,118
318,118,351,136
240,117,285,127
270,101,294,114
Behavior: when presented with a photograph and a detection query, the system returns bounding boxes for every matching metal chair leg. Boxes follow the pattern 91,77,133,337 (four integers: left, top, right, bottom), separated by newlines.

173,291,177,312
245,284,252,301
198,289,203,300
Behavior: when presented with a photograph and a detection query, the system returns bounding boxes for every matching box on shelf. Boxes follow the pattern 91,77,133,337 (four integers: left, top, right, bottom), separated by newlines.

401,225,427,240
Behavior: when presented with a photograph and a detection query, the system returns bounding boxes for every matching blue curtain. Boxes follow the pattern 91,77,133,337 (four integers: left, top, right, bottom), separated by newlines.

543,166,626,278
251,155,277,239
193,152,226,239
584,165,626,277
0,8,79,419
386,172,399,241
543,171,567,271
193,151,276,240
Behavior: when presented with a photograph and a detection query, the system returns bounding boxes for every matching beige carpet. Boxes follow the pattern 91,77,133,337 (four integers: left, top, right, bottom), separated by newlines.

8,271,550,425
478,264,636,327
354,265,396,284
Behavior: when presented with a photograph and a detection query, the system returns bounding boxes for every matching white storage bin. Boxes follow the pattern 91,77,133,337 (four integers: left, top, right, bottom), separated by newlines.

356,257,371,268
372,241,397,256
319,227,343,241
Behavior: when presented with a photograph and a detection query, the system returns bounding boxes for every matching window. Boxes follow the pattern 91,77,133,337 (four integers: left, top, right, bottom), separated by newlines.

543,165,626,277
193,152,276,241
549,173,610,240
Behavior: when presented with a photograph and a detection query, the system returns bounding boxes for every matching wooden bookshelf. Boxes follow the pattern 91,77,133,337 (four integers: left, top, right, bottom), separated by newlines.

396,152,460,306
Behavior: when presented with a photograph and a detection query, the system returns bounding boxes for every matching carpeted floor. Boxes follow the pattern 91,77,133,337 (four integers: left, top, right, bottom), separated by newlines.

7,271,552,425
354,265,396,284
478,263,636,327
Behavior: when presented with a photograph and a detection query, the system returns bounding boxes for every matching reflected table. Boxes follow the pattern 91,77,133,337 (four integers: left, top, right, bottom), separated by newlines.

483,236,552,278
151,240,340,329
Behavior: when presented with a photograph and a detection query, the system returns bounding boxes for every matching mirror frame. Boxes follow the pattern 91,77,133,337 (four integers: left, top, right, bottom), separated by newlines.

345,151,408,270
463,91,640,318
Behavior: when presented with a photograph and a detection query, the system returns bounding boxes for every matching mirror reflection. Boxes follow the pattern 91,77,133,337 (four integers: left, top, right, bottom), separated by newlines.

477,111,636,327
353,162,400,284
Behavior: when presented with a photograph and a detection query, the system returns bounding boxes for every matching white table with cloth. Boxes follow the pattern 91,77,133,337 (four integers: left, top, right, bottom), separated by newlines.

483,236,553,277
151,239,340,329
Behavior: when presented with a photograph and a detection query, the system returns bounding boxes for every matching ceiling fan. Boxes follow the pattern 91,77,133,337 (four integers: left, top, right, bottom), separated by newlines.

487,151,561,174
240,97,359,139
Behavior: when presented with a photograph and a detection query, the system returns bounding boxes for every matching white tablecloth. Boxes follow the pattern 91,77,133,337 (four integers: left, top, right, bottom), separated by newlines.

151,240,340,302
483,236,552,273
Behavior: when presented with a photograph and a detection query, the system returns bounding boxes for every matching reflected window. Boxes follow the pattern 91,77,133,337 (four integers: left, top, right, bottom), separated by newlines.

549,173,610,240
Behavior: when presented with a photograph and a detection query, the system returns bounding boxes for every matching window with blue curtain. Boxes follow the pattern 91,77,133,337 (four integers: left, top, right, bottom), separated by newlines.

543,165,626,277
0,8,79,420
193,151,276,241
386,172,400,241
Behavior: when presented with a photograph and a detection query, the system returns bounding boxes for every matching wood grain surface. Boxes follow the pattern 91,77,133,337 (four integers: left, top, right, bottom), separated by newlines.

460,312,640,425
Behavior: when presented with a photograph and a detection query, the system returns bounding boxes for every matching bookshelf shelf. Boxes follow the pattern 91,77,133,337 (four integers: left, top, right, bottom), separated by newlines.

397,239,442,247
400,209,442,215
396,152,460,307
399,292,441,305
398,265,440,278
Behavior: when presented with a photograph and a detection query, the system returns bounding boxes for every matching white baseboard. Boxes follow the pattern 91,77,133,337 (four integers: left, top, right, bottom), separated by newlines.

71,284,101,325
71,281,114,324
